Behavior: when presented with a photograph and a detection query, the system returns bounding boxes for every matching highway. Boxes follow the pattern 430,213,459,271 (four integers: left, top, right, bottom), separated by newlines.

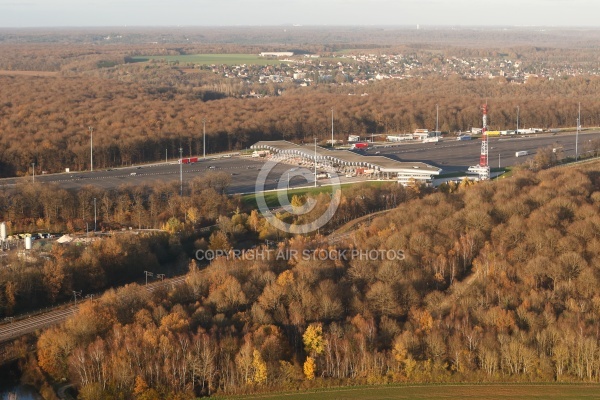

0,130,598,192
364,130,600,172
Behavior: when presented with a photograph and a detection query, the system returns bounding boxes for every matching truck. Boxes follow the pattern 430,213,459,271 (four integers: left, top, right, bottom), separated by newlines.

178,157,199,164
351,142,369,150
515,151,529,157
456,135,472,141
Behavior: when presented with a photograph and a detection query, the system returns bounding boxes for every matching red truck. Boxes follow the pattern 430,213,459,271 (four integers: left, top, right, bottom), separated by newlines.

351,142,369,150
178,157,199,164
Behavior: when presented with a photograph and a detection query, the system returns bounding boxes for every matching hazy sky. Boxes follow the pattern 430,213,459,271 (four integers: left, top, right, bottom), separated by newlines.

0,0,598,28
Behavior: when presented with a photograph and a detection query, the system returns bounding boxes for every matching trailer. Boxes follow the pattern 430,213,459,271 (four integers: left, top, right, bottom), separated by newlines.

515,151,529,157
456,135,472,141
351,142,369,150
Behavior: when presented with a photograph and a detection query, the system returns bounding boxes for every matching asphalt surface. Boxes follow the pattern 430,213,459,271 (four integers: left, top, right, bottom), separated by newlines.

364,130,600,172
1,130,598,192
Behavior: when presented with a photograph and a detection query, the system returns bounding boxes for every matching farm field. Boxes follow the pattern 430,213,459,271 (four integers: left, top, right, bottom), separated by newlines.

222,384,600,400
131,54,286,66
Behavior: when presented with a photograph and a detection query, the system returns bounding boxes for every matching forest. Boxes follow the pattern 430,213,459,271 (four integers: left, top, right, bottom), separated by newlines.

2,31,600,177
0,176,408,318
9,160,600,398
3,27,600,398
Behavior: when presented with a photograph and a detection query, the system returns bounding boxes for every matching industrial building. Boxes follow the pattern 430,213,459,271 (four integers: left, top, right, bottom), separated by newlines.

250,141,441,186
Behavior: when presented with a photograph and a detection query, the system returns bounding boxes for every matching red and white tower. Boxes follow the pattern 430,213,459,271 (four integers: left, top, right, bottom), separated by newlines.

480,104,488,166
478,104,490,180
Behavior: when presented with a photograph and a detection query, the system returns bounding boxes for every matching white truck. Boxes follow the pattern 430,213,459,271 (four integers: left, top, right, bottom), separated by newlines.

515,151,529,157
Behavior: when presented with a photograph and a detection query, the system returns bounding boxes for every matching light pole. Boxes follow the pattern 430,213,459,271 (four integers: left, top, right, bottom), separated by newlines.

576,102,581,161
498,153,501,168
203,118,206,160
179,147,183,196
32,162,35,183
516,106,519,135
89,126,93,172
93,197,97,232
331,108,334,148
144,271,153,286
166,148,168,163
314,137,317,188
436,104,439,135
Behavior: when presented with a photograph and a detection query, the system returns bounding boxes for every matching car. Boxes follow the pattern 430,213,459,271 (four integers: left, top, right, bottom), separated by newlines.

375,151,381,154
208,166,216,169
136,166,142,169
130,172,137,176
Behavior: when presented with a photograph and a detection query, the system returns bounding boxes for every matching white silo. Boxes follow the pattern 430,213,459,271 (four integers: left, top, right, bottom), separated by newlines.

25,236,32,250
0,222,6,240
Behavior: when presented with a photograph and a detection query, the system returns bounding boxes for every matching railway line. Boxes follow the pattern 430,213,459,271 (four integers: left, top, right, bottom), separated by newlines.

0,275,188,347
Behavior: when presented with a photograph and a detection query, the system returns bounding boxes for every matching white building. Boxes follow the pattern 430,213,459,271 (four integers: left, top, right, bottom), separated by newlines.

260,52,294,57
387,134,414,142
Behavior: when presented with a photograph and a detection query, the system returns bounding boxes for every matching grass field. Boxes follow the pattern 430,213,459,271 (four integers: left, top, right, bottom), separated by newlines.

131,54,286,66
220,383,600,399
241,181,394,209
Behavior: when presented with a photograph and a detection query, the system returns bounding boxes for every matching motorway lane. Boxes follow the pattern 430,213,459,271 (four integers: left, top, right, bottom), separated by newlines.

0,156,364,194
364,130,600,171
2,131,599,192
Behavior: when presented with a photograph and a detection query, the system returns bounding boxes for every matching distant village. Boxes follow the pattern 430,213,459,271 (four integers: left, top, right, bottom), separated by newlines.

194,51,600,93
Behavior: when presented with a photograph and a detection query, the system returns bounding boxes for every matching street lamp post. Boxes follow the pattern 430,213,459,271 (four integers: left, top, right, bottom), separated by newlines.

203,118,206,160
314,137,317,188
89,126,93,172
436,104,439,135
516,106,519,135
576,102,581,161
331,108,334,148
179,147,183,196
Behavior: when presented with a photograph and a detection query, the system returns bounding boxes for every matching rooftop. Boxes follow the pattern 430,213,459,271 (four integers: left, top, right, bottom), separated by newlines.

251,140,441,174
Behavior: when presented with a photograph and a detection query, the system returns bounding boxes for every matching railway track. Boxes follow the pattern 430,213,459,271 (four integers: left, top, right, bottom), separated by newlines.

0,276,188,345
